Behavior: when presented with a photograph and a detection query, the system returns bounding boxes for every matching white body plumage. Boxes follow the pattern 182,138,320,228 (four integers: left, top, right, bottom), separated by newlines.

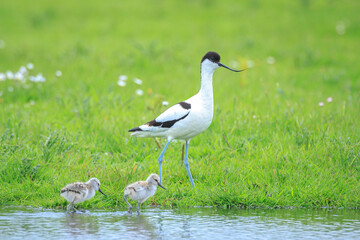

130,58,217,141
129,52,244,186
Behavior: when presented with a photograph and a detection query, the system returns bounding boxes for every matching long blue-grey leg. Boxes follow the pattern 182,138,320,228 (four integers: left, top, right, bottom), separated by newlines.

184,140,195,186
158,140,171,184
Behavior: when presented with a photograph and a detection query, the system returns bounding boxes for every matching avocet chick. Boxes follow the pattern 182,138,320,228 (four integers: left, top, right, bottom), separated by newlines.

124,173,166,215
60,178,106,212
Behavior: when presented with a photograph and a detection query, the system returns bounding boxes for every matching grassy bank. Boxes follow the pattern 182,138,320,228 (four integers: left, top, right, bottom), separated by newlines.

0,0,359,209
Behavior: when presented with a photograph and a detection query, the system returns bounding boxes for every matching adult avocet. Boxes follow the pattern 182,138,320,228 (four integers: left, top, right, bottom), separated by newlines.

129,51,245,186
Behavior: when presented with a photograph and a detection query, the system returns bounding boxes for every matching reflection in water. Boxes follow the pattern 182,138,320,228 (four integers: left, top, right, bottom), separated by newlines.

123,214,157,239
0,207,360,239
181,214,191,239
64,212,99,237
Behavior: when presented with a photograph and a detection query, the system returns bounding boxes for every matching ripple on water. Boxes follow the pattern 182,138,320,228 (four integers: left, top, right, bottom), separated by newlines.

0,207,360,239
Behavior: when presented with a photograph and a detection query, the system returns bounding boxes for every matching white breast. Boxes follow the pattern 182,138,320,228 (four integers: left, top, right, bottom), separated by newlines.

169,94,213,140
84,189,95,201
129,185,157,203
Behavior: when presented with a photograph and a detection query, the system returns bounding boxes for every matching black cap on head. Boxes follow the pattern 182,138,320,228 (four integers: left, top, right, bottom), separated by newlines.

201,51,220,63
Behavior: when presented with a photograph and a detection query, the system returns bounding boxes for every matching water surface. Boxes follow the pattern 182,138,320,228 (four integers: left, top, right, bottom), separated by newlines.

0,207,359,239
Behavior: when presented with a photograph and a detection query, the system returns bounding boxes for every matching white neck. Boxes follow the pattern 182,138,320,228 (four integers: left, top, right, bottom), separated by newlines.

199,61,215,101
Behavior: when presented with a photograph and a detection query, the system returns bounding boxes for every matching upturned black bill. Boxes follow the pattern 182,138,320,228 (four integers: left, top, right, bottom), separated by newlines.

218,62,246,72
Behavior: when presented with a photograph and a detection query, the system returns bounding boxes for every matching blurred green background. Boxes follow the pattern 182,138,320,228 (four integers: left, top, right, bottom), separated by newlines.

0,0,359,208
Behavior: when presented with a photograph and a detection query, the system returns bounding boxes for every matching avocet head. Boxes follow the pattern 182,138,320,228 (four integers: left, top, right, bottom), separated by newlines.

88,178,106,196
146,173,167,190
201,51,246,73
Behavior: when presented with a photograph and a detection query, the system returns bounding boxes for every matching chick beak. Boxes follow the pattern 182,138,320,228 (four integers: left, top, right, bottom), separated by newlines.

158,182,167,190
99,188,106,196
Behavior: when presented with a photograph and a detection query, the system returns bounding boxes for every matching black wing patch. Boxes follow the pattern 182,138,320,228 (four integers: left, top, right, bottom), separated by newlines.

129,102,191,131
179,102,191,110
146,112,190,128
129,127,143,132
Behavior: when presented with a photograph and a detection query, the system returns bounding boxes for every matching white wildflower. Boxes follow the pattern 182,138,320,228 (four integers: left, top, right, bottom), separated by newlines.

318,102,324,107
327,97,333,103
136,89,143,96
55,70,62,77
19,66,27,75
6,71,14,79
119,75,127,81
36,73,46,82
15,72,24,81
162,101,169,106
27,63,34,70
30,73,45,82
134,78,143,85
117,80,126,87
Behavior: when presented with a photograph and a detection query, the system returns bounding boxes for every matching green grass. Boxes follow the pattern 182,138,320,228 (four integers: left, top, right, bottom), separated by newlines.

0,0,359,210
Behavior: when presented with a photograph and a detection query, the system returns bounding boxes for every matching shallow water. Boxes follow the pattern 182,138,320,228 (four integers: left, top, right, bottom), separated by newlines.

0,207,359,239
